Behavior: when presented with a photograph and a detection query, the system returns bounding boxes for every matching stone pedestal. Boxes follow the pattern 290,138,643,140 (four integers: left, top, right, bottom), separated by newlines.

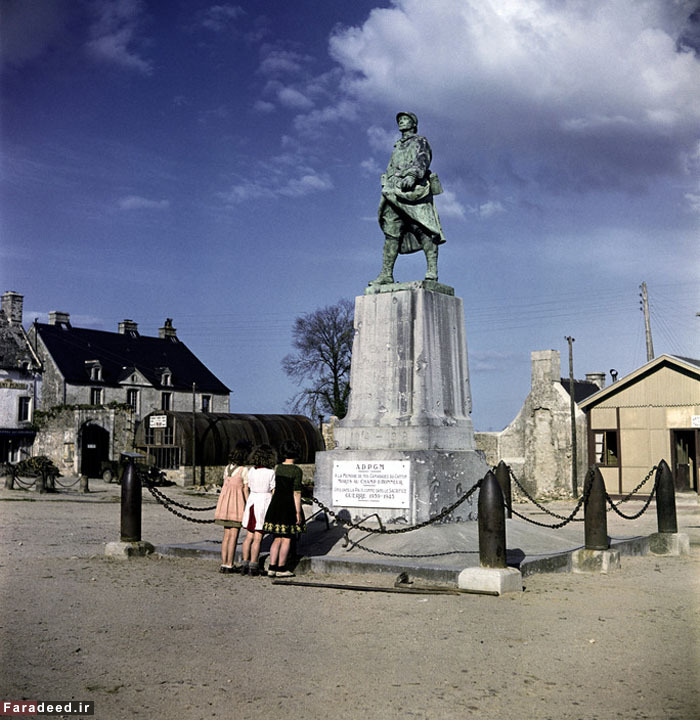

458,566,523,595
648,532,690,556
314,281,487,524
571,548,621,573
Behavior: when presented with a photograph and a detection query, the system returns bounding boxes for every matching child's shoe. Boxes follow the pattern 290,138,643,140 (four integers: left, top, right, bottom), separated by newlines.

248,563,260,577
267,564,278,577
275,567,295,578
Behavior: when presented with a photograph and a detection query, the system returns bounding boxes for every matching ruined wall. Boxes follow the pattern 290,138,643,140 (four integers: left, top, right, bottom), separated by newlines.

476,350,588,498
32,406,135,476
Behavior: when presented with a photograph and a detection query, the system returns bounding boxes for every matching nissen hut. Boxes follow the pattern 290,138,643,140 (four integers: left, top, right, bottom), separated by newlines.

135,411,324,485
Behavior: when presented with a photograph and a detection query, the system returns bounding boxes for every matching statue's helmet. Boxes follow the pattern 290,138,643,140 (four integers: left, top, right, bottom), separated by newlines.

396,111,418,130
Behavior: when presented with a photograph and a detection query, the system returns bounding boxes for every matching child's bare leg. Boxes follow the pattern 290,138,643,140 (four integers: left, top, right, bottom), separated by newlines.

269,537,281,566
241,531,253,563
277,537,292,568
250,531,263,563
223,527,240,566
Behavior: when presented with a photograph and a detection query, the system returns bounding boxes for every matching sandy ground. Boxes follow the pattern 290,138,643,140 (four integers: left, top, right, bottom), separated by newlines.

1,482,699,720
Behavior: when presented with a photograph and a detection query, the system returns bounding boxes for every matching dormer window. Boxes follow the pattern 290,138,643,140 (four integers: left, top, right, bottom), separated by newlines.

86,360,103,381
161,370,172,387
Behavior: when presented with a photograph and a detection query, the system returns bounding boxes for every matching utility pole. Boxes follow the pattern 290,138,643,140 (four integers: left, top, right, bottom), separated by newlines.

639,282,654,361
565,336,578,498
192,382,197,486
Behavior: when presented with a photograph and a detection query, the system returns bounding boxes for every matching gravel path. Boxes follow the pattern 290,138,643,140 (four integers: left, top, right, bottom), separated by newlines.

1,482,699,719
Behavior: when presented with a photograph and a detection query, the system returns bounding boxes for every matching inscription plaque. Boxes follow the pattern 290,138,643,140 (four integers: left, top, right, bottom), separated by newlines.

332,460,410,508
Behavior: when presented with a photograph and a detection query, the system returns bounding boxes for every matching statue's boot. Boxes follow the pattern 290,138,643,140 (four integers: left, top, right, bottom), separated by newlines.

422,236,439,281
369,235,400,285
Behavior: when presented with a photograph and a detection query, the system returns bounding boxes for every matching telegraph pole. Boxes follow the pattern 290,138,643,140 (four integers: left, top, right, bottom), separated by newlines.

565,336,578,497
639,282,654,361
192,382,197,486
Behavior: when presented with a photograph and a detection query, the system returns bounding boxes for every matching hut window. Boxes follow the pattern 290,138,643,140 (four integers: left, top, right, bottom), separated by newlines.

594,431,618,467
161,392,172,411
90,387,103,405
201,394,211,412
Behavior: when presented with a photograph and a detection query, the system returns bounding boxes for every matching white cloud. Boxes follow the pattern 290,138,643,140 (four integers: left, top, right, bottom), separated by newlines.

200,4,244,32
327,0,700,196
85,0,152,74
253,100,275,113
366,125,397,153
685,192,700,213
220,164,333,204
474,200,505,219
360,157,382,176
118,195,170,210
436,190,467,219
258,48,309,76
277,87,314,110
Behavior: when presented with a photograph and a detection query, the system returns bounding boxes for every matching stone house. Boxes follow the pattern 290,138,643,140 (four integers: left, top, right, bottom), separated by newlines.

579,354,700,496
476,350,602,497
0,292,42,463
22,303,230,477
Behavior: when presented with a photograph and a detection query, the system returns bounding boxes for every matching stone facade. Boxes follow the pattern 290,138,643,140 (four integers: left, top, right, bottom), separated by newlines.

28,315,229,420
32,405,135,477
0,292,42,462
475,350,597,497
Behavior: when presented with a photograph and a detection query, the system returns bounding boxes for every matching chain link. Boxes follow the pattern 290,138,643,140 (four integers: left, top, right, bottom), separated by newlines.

508,467,585,521
12,476,36,489
605,467,658,520
606,465,657,509
144,483,217,524
345,541,479,559
506,470,593,529
145,483,218,511
309,478,482,535
54,476,80,488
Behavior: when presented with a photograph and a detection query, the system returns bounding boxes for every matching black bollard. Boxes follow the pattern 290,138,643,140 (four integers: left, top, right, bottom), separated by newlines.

584,467,608,550
80,474,90,493
495,460,512,519
120,458,142,542
35,470,46,494
478,471,507,568
655,459,678,534
4,473,14,490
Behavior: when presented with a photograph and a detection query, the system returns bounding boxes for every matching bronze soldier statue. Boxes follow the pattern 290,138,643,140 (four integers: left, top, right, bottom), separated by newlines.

370,112,445,285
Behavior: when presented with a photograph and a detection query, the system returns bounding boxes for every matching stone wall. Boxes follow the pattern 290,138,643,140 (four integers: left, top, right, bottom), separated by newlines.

32,405,135,476
475,350,588,498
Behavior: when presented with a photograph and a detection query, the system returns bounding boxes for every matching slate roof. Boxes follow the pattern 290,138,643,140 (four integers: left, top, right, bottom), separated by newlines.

559,378,600,404
34,323,230,394
0,314,34,370
673,355,700,369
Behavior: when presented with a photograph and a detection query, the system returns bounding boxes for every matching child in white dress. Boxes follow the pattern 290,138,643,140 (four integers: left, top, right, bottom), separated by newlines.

240,444,276,576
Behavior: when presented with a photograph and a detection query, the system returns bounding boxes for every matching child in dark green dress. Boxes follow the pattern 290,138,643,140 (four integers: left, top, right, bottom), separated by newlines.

263,439,306,577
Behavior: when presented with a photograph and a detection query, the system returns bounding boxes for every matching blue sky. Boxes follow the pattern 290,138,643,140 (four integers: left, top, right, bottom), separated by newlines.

2,0,699,431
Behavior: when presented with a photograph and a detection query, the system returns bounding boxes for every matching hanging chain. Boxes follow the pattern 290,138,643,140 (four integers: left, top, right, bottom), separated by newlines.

144,483,217,523
310,478,482,535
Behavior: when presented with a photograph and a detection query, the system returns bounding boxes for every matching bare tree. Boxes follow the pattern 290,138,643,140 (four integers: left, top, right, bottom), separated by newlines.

282,299,354,420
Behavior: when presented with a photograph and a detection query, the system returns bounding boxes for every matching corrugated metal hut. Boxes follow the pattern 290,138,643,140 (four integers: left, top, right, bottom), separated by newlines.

135,411,324,483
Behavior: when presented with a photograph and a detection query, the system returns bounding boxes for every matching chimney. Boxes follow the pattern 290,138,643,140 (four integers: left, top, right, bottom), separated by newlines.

159,318,177,340
531,349,560,390
1,291,23,326
585,372,606,390
118,319,139,335
49,311,71,327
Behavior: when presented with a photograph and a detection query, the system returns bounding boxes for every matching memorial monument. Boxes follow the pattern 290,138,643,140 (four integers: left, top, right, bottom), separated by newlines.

314,112,488,524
